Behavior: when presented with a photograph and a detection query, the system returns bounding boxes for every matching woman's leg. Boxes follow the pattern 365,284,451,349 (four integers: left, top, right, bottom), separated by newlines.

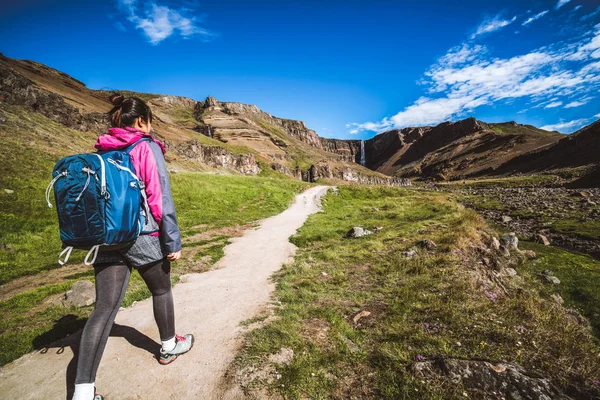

137,259,175,341
75,262,131,385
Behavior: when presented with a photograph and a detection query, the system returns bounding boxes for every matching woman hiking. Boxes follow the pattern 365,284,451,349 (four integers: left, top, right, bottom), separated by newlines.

72,94,193,400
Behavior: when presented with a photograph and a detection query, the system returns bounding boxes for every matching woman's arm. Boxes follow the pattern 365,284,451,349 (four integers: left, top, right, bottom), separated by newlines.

132,141,182,254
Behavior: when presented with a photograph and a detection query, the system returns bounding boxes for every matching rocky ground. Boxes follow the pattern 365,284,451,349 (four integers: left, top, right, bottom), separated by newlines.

454,186,600,259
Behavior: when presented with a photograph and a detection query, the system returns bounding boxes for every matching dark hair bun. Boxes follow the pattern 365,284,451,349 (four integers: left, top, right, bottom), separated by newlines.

109,94,125,107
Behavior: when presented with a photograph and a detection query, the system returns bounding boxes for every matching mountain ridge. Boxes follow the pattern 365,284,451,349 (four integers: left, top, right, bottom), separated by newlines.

1,52,597,185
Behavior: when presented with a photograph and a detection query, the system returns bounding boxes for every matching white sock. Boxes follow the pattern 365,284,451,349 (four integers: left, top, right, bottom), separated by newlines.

162,336,176,352
72,382,95,400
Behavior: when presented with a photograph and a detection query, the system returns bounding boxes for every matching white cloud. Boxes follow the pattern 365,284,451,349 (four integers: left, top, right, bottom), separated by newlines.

117,0,211,44
544,101,563,108
471,15,517,39
522,10,549,26
573,5,583,12
564,97,593,108
349,19,600,134
556,0,571,10
595,113,600,118
540,118,589,132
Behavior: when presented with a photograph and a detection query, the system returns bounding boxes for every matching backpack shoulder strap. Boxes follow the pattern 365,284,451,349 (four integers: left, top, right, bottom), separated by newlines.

124,137,153,154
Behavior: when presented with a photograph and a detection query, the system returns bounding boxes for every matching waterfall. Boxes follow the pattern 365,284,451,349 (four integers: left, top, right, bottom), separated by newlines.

207,125,212,137
360,140,366,166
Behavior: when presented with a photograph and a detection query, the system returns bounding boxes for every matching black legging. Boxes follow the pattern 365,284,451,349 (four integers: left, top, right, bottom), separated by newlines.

75,259,175,384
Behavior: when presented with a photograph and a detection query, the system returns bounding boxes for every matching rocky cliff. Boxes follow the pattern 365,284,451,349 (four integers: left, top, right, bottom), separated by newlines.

176,140,262,175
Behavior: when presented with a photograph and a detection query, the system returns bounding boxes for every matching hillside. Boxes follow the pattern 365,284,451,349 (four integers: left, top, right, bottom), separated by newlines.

0,53,406,187
491,119,600,182
3,52,598,186
361,118,565,181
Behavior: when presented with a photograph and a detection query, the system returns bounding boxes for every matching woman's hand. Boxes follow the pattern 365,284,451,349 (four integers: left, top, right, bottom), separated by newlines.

167,250,181,262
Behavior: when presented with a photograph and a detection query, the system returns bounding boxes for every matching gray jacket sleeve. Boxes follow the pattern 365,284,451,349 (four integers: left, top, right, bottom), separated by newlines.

149,141,182,253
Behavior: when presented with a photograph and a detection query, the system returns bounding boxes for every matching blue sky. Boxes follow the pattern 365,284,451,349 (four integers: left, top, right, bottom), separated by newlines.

1,0,600,139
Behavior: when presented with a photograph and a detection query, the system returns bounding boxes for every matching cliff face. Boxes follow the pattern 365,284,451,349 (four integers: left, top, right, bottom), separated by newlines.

176,140,262,175
320,138,362,163
193,96,405,185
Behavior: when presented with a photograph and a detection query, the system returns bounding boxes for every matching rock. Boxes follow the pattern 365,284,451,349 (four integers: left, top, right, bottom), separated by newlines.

373,226,383,232
501,215,513,223
3,189,14,194
521,250,537,259
179,274,192,283
417,239,437,250
346,227,373,238
169,169,179,174
500,233,518,250
320,272,328,277
536,234,551,246
411,359,571,399
551,294,564,305
352,310,371,324
540,271,560,284
503,268,518,277
0,242,15,251
269,347,294,366
63,280,95,307
177,140,262,175
339,335,360,353
490,237,501,251
400,249,418,259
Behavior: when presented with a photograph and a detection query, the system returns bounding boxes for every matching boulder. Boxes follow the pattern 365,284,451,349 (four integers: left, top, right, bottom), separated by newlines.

500,233,518,250
490,237,501,251
501,215,513,223
411,359,571,399
540,270,560,285
346,227,373,238
63,280,95,307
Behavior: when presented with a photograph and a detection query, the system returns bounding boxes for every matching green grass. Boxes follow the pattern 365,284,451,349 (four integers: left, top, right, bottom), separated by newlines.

519,241,600,336
550,219,600,240
0,103,312,366
172,173,308,233
442,174,561,188
0,282,91,365
235,186,600,399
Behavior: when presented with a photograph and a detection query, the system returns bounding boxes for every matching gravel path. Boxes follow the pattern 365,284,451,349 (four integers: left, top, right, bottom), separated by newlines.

0,185,332,400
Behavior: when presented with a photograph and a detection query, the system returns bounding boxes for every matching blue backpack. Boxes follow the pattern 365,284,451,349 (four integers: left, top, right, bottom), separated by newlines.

45,139,151,265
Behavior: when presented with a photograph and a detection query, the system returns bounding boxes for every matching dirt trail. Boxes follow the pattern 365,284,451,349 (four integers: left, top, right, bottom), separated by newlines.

0,185,332,400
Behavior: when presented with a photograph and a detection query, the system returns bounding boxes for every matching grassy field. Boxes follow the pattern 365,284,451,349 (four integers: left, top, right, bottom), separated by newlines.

233,185,600,399
0,170,309,366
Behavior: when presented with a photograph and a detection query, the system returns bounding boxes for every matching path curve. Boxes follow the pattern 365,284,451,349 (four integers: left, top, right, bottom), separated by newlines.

0,185,332,400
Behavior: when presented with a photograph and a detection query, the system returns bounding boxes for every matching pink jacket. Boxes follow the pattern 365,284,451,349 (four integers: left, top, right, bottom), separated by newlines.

95,126,182,253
